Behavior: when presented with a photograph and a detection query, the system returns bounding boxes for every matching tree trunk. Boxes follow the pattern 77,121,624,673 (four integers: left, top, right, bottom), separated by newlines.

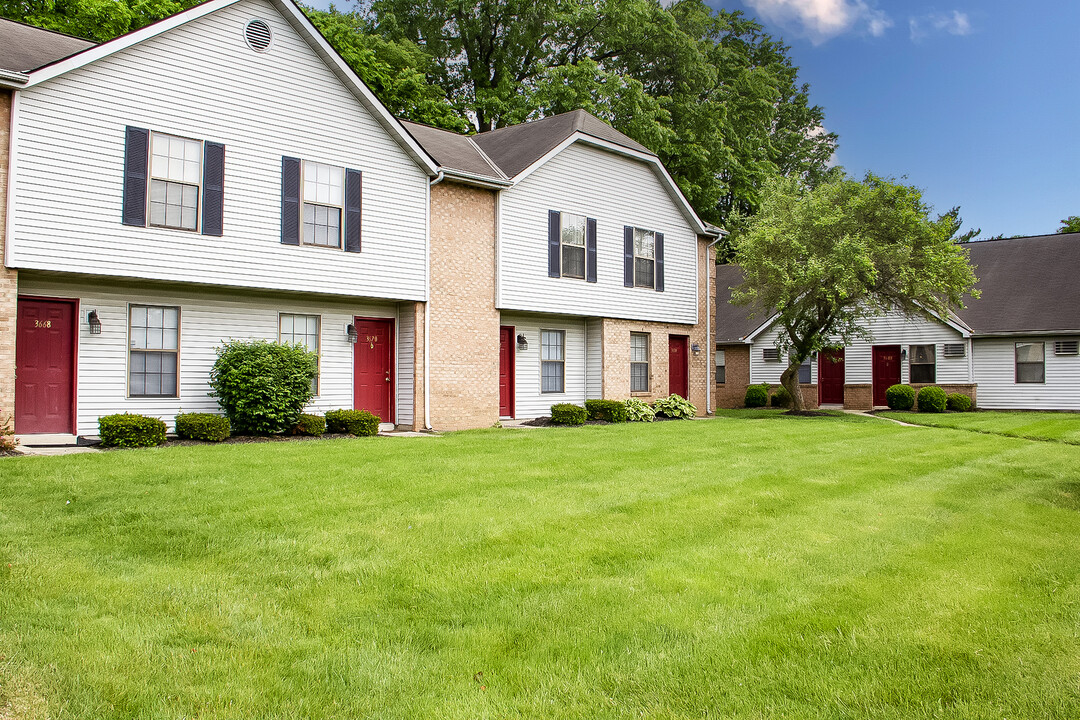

780,362,804,413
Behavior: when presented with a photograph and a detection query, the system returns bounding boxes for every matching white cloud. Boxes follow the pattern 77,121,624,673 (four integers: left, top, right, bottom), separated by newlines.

909,10,973,41
743,0,893,44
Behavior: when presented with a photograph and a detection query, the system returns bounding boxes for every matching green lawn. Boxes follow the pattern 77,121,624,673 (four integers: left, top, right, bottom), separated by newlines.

2,415,1080,718
879,409,1080,445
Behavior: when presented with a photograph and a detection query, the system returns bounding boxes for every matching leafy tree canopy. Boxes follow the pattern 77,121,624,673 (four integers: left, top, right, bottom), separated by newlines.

1058,216,1080,234
0,0,200,42
731,173,979,412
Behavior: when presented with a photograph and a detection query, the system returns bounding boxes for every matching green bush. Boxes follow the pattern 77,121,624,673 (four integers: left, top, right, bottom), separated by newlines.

325,409,380,436
294,413,327,436
947,392,973,412
770,385,792,408
654,394,697,419
550,403,587,425
209,340,318,435
885,384,916,411
744,384,769,408
98,413,167,448
585,399,629,423
917,386,948,413
174,413,230,442
624,398,656,422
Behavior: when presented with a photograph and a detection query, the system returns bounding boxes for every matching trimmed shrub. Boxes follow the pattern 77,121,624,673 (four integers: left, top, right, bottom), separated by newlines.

294,413,327,436
585,399,629,423
175,413,230,442
654,394,697,419
550,403,587,425
98,413,167,448
624,398,656,422
209,340,318,435
325,409,380,437
947,392,973,412
770,385,792,408
885,384,916,411
1,415,18,453
744,384,769,408
917,386,948,413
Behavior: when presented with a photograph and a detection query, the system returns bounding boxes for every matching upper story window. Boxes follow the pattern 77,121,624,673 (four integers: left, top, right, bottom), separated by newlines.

1015,342,1045,383
281,157,361,252
561,213,586,279
633,228,655,288
129,305,179,398
303,160,344,248
150,133,201,231
909,344,936,383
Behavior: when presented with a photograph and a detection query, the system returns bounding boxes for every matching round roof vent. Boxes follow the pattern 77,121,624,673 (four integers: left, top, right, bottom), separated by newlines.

244,19,273,52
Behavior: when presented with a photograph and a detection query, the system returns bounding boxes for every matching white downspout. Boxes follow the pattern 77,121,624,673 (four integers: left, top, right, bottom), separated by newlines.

424,172,443,430
705,234,724,414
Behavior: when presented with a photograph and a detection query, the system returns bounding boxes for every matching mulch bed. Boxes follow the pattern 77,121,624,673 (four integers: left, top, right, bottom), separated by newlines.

97,432,362,450
521,415,681,427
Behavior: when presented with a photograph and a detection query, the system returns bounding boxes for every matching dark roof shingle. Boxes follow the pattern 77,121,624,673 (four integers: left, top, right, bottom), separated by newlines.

0,17,94,73
400,120,504,180
714,263,770,343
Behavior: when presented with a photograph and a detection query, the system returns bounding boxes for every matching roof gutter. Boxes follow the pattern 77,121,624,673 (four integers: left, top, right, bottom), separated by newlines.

440,168,513,189
0,70,29,88
969,329,1080,338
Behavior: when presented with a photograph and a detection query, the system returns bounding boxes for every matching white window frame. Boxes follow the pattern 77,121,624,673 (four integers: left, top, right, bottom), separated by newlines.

560,212,586,280
715,348,726,384
909,344,936,384
630,332,650,392
148,131,202,232
301,160,344,249
128,304,180,398
279,313,321,396
1015,342,1045,384
541,329,565,394
632,227,656,289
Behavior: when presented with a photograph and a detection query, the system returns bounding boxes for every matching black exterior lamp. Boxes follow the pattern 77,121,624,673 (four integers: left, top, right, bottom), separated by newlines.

87,310,102,335
517,333,528,351
346,323,358,344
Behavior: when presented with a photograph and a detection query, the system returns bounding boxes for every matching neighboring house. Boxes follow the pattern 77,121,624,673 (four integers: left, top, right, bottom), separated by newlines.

0,0,437,438
714,232,1080,410
405,110,720,429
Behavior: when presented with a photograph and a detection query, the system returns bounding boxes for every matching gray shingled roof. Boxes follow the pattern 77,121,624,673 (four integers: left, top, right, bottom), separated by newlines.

400,120,504,180
715,263,770,343
957,233,1080,334
0,17,94,73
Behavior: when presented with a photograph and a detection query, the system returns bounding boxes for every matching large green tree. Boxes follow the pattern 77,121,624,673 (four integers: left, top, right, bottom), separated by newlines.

0,0,201,42
731,174,979,413
1058,216,1080,234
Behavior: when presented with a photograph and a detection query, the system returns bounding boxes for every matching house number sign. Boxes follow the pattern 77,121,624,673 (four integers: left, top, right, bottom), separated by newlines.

34,319,52,328
367,335,378,349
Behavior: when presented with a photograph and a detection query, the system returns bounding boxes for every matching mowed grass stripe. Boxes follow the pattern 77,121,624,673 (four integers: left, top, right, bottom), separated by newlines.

1,415,1079,718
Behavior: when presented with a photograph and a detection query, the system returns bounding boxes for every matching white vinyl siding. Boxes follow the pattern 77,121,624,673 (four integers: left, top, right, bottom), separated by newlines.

498,142,698,324
10,0,429,300
395,304,415,426
973,337,1080,410
585,318,602,400
502,313,586,419
19,274,414,434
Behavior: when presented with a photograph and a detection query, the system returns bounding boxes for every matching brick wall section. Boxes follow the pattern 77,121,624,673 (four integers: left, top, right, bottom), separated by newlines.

714,344,750,409
428,181,500,430
911,383,977,410
844,384,873,410
409,300,426,431
0,90,13,425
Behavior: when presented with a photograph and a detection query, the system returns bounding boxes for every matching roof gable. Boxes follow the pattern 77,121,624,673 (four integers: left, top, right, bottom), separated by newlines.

0,18,94,73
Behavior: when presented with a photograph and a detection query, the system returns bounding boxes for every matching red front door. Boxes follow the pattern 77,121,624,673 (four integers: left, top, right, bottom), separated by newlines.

818,348,845,405
668,335,689,399
15,298,77,434
499,326,515,418
353,317,394,423
872,345,902,407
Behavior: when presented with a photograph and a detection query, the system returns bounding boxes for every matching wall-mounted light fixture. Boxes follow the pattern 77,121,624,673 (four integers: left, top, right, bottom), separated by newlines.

346,323,358,344
517,333,528,351
87,309,102,335
691,343,701,355
900,348,908,361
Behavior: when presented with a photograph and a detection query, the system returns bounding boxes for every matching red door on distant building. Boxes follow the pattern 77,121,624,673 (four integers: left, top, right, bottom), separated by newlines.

668,335,689,399
353,317,394,423
818,348,845,405
499,326,515,418
15,298,77,434
872,345,902,407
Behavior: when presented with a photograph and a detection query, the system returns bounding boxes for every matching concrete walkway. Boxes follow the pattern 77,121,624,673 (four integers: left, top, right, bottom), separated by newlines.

843,409,920,427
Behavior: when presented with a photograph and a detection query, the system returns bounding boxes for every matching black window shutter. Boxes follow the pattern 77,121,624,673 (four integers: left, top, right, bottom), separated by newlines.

655,232,665,292
122,126,149,227
586,218,597,283
201,141,225,236
344,168,362,253
548,210,561,277
280,156,301,245
623,226,634,287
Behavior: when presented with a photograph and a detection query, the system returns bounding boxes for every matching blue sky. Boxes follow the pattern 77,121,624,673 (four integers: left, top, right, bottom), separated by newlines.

308,1,1077,237
717,0,1079,237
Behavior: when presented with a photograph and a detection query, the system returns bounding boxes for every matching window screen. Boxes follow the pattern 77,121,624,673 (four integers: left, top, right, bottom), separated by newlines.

633,228,655,288
630,333,649,392
541,330,565,393
129,305,179,397
1015,342,1045,383
561,213,586,279
715,349,726,384
302,160,343,248
909,344,936,383
149,133,201,230
280,313,320,395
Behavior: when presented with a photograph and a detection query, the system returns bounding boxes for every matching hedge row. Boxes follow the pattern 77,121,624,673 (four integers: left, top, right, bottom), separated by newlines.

551,395,698,425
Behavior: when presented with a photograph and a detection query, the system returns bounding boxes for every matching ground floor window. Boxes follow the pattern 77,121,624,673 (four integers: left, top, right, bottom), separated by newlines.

630,333,650,392
1015,342,1045,383
798,358,812,384
129,305,179,397
715,349,726,384
909,344,936,383
541,330,565,393
280,313,321,395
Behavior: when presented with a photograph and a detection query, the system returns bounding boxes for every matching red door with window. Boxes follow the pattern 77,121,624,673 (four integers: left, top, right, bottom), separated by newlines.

818,348,845,405
668,335,689,399
499,326,515,418
15,298,77,434
353,317,394,423
872,345,902,407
